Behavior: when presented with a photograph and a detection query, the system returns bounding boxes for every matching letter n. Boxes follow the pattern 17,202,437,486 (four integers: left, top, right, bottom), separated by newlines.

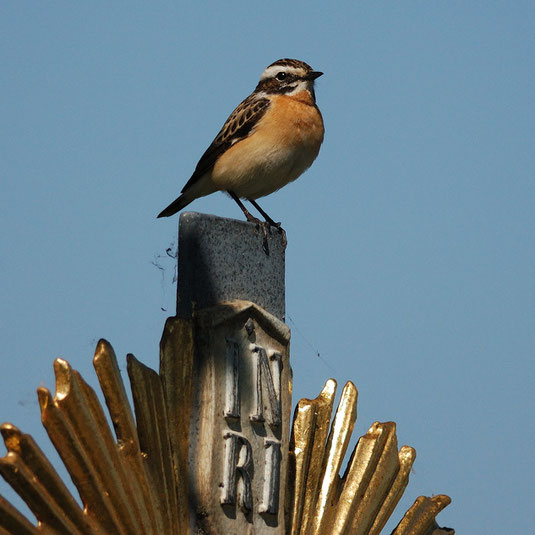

250,346,282,428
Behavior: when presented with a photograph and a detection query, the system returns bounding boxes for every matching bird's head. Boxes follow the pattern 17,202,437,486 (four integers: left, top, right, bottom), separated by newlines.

256,58,323,101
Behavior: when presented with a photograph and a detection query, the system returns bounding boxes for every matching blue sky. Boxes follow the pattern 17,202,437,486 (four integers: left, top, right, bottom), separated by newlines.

1,2,534,532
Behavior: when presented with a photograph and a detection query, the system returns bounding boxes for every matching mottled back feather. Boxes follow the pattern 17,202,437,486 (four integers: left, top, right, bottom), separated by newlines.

181,94,270,193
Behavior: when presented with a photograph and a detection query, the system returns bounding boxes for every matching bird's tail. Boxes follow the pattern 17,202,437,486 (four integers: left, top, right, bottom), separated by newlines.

157,193,193,218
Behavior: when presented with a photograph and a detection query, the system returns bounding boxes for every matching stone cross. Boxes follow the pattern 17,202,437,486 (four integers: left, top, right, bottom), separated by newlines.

172,212,290,534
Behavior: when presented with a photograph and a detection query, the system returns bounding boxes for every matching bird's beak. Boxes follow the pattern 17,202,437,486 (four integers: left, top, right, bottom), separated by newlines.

307,71,323,80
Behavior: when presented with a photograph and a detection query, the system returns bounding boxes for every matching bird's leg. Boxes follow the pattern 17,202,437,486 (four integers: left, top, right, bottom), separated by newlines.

228,191,262,225
247,199,281,230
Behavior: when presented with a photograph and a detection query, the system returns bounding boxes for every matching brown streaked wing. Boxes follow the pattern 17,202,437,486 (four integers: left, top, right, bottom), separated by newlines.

181,94,270,192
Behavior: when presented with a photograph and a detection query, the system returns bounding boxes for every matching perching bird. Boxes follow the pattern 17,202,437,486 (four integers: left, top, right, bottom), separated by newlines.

157,58,324,226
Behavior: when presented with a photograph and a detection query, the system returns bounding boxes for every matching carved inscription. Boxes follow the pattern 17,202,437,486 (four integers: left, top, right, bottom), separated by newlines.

221,431,253,512
221,332,283,516
259,439,281,514
224,338,240,419
250,347,282,428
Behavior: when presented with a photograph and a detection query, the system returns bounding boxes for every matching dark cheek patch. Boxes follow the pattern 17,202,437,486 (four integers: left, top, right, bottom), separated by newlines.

276,85,298,94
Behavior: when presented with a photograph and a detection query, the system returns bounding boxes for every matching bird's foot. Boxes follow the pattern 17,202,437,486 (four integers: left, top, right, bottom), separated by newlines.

244,213,264,226
258,221,287,250
265,220,286,246
264,217,283,231
246,198,284,233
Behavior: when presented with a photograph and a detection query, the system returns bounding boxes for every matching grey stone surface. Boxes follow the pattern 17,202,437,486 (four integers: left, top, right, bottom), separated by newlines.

177,212,286,320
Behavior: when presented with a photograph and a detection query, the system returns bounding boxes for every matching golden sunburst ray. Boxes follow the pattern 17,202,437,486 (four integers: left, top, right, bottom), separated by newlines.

0,332,452,534
287,379,452,535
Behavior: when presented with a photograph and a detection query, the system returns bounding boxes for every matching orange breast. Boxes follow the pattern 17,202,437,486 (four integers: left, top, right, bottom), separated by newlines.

261,92,324,149
210,92,324,199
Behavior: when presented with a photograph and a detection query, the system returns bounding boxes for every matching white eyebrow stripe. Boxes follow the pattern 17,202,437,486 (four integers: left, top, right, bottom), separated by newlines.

260,64,304,81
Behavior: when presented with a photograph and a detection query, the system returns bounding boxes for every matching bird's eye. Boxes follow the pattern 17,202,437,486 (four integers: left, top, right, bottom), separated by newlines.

276,72,287,81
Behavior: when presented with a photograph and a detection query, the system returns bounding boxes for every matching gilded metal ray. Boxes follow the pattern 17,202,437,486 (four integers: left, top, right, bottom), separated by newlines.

288,380,452,535
0,333,194,535
0,492,40,535
127,353,181,533
0,424,98,534
392,495,452,535
288,379,336,534
158,316,194,531
93,342,163,534
1,330,451,534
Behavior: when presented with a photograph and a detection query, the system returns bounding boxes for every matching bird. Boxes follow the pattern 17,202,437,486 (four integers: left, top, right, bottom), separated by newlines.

157,58,324,226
